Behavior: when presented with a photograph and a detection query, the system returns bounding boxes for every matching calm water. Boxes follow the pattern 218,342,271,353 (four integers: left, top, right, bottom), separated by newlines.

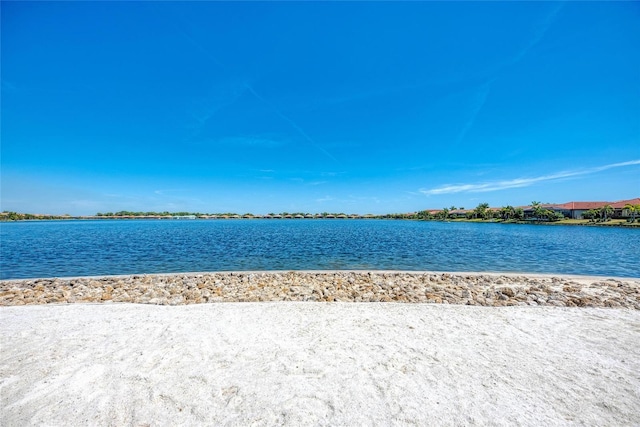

1,219,638,279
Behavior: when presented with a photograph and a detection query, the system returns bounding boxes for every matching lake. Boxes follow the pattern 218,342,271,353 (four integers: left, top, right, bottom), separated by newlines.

1,219,638,279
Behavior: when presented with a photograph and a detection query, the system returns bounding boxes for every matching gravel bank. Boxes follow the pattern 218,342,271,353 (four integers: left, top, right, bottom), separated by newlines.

1,271,639,308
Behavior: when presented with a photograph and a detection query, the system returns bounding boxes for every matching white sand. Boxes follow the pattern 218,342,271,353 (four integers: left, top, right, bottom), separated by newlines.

1,303,639,426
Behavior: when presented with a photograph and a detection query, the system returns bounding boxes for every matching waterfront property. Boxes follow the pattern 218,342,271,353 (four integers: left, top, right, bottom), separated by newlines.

521,198,640,220
428,198,640,221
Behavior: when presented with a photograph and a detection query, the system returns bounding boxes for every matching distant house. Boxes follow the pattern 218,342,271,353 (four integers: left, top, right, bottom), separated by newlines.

522,203,567,220
551,201,608,219
172,215,196,220
449,209,470,218
611,198,640,218
521,198,640,219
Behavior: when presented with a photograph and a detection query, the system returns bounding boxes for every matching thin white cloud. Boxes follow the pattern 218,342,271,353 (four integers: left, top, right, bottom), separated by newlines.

510,2,564,66
420,160,640,196
174,22,225,69
455,79,494,146
154,189,190,196
448,4,562,150
244,83,340,164
321,171,345,177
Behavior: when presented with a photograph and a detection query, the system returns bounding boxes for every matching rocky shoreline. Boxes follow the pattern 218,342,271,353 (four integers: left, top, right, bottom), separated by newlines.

1,271,639,308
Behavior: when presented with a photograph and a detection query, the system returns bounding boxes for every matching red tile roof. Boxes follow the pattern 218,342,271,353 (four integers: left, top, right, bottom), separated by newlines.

555,201,609,210
610,198,640,208
556,198,640,210
520,204,559,210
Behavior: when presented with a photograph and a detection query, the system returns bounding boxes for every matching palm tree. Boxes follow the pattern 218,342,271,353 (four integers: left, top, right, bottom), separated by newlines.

500,205,515,220
499,206,508,220
545,209,563,222
624,204,639,222
474,202,489,219
583,209,597,221
531,201,545,221
514,207,524,220
600,205,614,222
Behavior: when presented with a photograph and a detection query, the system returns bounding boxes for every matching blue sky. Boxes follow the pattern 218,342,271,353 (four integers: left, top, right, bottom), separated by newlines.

1,1,639,215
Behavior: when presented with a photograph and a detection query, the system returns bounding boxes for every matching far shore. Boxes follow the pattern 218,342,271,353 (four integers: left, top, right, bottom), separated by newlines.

2,215,639,228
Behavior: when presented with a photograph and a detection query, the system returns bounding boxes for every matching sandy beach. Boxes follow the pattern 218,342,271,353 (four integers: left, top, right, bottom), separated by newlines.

1,272,639,426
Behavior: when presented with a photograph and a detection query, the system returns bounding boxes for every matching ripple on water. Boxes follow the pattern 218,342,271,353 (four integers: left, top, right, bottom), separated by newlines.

0,220,638,279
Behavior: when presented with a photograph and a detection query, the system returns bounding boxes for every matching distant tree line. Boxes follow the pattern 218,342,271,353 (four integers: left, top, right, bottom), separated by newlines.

97,211,204,217
4,202,639,223
95,211,364,218
0,211,72,221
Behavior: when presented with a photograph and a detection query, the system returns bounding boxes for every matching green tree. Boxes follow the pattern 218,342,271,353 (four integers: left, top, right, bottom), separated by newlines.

583,209,598,221
6,211,21,221
531,201,545,221
474,203,489,219
416,210,433,220
600,205,614,222
484,209,494,220
514,207,524,220
546,209,563,222
437,208,450,220
624,204,639,223
500,205,515,220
